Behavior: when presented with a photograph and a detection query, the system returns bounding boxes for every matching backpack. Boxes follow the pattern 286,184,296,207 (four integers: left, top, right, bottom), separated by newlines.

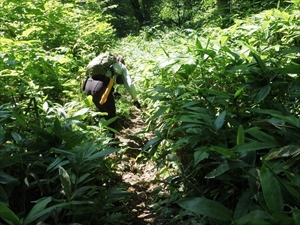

86,53,116,77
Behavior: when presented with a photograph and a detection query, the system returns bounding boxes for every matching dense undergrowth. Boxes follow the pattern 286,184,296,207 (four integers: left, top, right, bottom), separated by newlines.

1,0,300,224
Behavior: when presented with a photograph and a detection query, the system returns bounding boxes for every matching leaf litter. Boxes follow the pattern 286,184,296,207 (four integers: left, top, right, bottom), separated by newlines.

114,109,168,224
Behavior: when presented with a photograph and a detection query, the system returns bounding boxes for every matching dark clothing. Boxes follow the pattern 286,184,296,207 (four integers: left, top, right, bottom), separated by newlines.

83,58,139,137
84,76,116,129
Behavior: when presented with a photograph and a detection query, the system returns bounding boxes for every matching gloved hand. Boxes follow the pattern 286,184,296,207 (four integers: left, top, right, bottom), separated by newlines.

133,100,141,109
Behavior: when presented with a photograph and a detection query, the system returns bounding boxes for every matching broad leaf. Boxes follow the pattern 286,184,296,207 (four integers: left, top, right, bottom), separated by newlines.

274,65,300,74
237,125,245,145
11,132,22,142
260,163,283,213
292,208,300,225
151,105,169,120
89,148,119,158
210,146,237,158
23,197,71,225
234,189,252,220
10,108,26,127
59,166,72,200
245,127,277,146
177,197,232,223
23,197,52,224
205,160,249,179
251,52,266,71
0,170,19,185
266,144,300,160
235,210,274,225
254,85,271,103
30,125,54,141
214,110,226,131
54,117,62,143
0,202,21,225
194,150,209,166
233,142,277,152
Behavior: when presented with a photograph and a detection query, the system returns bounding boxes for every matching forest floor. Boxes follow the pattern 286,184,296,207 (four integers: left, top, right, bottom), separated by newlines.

114,109,170,225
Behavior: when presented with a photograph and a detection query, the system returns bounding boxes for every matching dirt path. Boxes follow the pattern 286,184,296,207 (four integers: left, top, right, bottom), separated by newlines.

115,109,159,224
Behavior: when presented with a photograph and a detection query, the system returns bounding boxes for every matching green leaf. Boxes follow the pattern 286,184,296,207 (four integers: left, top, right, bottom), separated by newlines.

251,52,267,71
71,120,88,129
69,107,89,120
194,150,209,166
245,127,277,145
151,105,169,120
272,212,294,225
252,109,300,127
222,46,240,61
292,208,300,225
46,156,66,173
205,160,249,179
23,197,71,225
108,187,132,199
59,166,72,200
234,87,244,98
54,117,62,143
266,144,300,160
214,110,226,131
88,148,119,158
207,89,230,97
0,170,20,185
278,177,300,199
260,163,283,212
235,210,274,225
285,171,300,187
30,125,54,141
170,63,181,73
254,85,271,103
11,132,22,142
195,38,203,50
158,58,177,69
234,189,252,220
11,108,26,128
0,134,6,145
233,142,277,152
177,197,232,223
0,202,21,225
42,101,49,112
84,95,93,106
237,125,245,145
23,197,51,224
248,168,260,195
273,65,300,74
252,109,283,116
210,146,237,158
179,114,212,125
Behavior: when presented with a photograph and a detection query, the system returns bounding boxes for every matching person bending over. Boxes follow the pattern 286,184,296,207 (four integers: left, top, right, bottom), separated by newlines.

83,53,141,134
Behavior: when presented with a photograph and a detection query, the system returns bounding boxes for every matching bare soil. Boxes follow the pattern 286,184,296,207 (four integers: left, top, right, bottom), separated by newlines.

115,109,163,225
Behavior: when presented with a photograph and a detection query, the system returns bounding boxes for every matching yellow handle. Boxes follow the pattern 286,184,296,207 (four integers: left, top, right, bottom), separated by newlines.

100,78,114,105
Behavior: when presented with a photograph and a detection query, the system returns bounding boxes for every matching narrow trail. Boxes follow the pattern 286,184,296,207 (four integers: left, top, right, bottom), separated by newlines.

115,109,162,224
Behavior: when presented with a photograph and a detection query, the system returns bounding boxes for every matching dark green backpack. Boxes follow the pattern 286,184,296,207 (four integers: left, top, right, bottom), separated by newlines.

86,53,116,77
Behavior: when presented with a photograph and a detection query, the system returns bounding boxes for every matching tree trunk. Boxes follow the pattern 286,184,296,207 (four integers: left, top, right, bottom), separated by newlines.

141,0,151,24
217,0,230,13
130,0,144,27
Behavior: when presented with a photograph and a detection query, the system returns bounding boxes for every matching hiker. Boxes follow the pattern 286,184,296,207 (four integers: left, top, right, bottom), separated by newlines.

83,53,141,134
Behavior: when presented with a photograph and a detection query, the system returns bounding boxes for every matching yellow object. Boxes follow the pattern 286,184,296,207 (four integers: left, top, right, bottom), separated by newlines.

100,77,114,105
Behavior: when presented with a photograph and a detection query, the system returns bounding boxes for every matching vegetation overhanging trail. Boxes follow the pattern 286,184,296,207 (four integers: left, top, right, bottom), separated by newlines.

1,0,300,224
115,109,157,223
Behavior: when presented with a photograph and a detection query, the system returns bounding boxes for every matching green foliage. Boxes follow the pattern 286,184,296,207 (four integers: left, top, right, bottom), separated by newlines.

0,101,130,224
0,0,115,105
1,0,300,224
0,1,132,224
132,1,300,224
